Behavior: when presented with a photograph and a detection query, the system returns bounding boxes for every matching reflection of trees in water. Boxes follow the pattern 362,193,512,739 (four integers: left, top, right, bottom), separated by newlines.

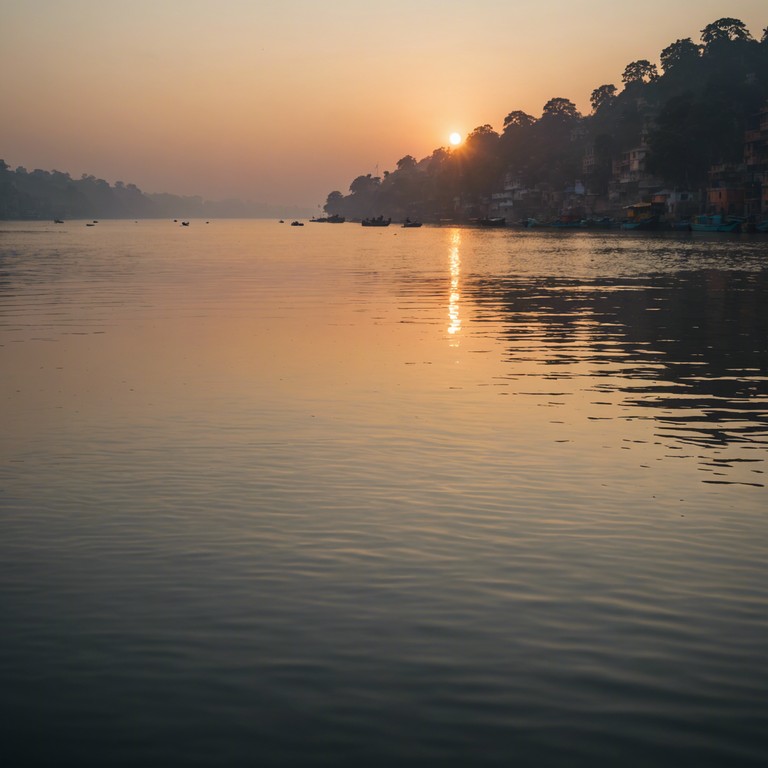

469,270,768,456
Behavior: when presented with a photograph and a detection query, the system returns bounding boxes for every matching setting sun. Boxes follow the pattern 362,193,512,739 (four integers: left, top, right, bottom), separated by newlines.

449,132,462,146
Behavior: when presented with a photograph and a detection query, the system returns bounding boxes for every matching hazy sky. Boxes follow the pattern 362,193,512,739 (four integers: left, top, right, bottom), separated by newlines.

1,0,765,208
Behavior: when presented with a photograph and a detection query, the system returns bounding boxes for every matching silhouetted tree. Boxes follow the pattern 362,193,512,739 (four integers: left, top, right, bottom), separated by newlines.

622,60,659,86
701,17,752,47
590,84,617,113
660,38,700,73
324,191,344,215
503,110,535,130
541,97,581,122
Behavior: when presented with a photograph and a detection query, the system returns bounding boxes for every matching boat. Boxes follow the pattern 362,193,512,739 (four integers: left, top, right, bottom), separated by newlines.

477,217,506,227
551,218,585,228
181,221,190,226
290,220,304,226
690,214,741,233
620,202,665,230
310,214,346,223
362,216,391,227
53,218,64,224
402,218,422,228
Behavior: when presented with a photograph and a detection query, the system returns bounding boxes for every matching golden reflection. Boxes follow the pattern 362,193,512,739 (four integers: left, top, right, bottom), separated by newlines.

448,229,461,343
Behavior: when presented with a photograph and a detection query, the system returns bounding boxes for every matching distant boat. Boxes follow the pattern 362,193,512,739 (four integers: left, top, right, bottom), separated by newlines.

362,216,391,227
53,218,64,224
690,214,741,233
477,217,506,227
291,220,304,226
279,219,285,223
86,223,95,227
402,218,422,228
310,214,345,223
181,221,190,226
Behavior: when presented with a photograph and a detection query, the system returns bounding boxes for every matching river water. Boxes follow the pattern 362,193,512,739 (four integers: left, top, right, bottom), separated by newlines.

1,220,766,766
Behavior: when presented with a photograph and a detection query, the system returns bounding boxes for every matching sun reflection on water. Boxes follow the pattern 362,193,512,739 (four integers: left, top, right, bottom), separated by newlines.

448,229,461,343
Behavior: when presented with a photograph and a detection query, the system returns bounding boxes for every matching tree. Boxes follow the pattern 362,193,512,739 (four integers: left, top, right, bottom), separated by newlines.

590,84,617,113
324,191,343,214
701,17,752,47
349,174,380,196
647,91,732,188
660,38,700,73
622,59,659,86
541,97,581,122
396,155,416,171
503,110,535,130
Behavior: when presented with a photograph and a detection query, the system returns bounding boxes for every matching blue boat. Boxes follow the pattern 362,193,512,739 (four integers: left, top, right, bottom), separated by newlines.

690,214,740,233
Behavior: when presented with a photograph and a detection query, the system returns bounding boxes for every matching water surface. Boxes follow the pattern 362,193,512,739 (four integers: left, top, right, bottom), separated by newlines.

1,220,766,766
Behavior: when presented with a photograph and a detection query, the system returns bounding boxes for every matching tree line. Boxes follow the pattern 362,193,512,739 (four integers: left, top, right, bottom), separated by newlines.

324,18,768,221
0,162,308,220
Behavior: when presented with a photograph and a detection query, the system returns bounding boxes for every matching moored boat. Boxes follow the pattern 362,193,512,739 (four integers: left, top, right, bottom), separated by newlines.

362,216,391,227
402,218,422,228
309,214,345,223
690,214,740,233
290,220,304,226
477,217,506,227
620,202,664,230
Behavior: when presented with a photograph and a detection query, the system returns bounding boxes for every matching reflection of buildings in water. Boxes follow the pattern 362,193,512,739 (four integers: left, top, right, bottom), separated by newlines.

448,229,461,343
468,270,768,476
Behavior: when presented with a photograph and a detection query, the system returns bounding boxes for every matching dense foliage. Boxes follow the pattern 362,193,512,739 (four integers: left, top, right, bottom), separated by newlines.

325,18,768,221
0,161,307,220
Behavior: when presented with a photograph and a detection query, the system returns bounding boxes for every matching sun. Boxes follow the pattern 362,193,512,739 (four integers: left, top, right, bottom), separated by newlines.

449,132,462,146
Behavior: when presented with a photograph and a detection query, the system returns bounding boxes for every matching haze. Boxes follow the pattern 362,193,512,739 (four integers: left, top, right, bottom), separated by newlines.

1,0,765,209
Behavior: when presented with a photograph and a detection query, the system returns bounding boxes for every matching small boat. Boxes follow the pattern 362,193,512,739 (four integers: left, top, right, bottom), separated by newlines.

402,218,422,228
362,216,391,227
309,214,345,223
621,216,659,230
690,214,740,233
279,219,285,223
477,217,506,227
54,218,64,224
551,218,585,228
290,220,304,226
620,202,665,230
181,221,190,226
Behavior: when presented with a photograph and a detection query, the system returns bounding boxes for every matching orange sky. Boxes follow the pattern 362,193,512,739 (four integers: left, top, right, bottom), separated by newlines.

1,0,765,210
